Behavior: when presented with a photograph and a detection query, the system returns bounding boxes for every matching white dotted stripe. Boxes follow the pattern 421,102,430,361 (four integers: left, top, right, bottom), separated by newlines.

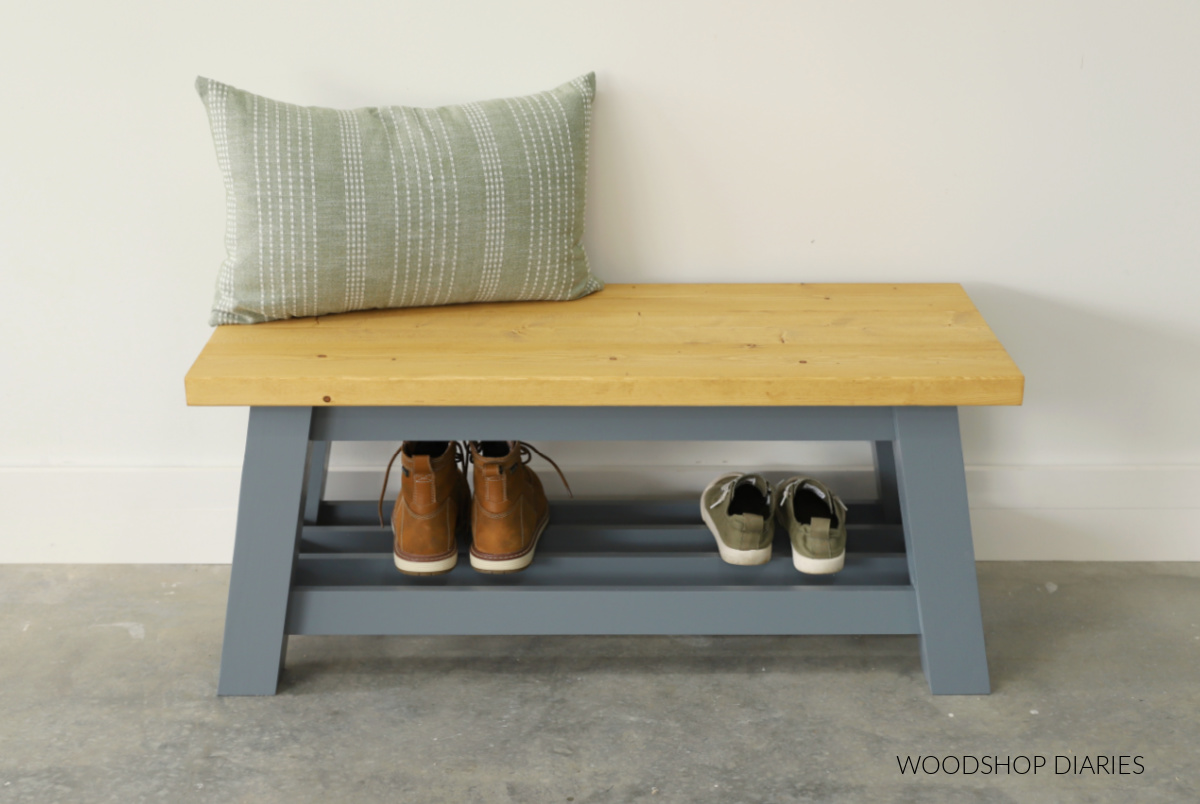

206,81,229,319
306,107,318,317
545,91,579,299
351,111,368,310
530,91,570,299
271,98,283,316
380,106,402,308
386,107,415,308
526,93,562,301
410,108,439,307
294,103,308,318
572,76,593,261
206,81,237,316
568,76,595,298
337,110,368,312
427,109,461,306
270,99,283,319
336,111,348,310
462,102,505,301
221,86,237,315
252,93,267,319
273,100,285,318
524,94,552,301
263,94,275,318
420,108,450,306
471,102,506,300
517,95,552,300
504,97,544,301
396,108,428,308
284,101,298,315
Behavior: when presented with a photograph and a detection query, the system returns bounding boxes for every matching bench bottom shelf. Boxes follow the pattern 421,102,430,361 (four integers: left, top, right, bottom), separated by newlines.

289,499,917,636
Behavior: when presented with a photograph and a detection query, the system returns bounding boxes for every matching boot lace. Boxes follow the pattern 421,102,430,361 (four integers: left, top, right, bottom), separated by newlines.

517,441,573,497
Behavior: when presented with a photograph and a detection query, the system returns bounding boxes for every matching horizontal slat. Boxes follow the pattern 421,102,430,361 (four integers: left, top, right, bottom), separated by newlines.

285,584,920,636
315,499,896,527
293,553,909,587
309,405,898,441
300,524,905,555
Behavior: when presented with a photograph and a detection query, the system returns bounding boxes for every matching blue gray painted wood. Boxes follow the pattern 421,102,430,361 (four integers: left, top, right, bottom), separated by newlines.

218,406,313,696
893,407,991,694
217,404,990,696
309,405,896,441
287,587,920,637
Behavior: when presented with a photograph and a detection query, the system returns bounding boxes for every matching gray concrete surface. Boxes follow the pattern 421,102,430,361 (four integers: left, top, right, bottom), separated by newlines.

1,563,1197,803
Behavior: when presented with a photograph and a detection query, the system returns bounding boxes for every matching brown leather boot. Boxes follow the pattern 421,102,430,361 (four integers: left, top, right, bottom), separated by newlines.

379,441,470,576
468,441,570,573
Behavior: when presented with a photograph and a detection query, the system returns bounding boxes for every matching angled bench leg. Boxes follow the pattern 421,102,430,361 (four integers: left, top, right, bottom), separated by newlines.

218,406,314,696
893,407,990,695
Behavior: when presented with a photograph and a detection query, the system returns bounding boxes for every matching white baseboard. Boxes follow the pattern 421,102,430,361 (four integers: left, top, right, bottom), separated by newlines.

1,465,1196,563
1,468,242,564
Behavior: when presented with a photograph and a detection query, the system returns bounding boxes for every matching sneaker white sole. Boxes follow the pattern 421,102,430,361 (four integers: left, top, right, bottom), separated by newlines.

792,550,845,575
469,515,549,574
715,539,773,566
394,550,458,576
699,483,772,567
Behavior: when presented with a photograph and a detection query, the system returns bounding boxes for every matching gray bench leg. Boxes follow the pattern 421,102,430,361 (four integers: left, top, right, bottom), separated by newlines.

893,407,990,695
218,406,314,696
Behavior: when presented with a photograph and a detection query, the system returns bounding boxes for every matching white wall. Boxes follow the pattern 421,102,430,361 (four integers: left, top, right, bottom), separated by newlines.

1,1,1198,561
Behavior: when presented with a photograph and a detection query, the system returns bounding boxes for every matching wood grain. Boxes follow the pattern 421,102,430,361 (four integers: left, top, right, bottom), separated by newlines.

185,284,1024,406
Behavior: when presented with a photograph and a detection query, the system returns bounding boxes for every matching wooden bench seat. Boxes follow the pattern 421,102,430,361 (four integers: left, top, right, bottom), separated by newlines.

186,283,1023,697
185,283,1023,407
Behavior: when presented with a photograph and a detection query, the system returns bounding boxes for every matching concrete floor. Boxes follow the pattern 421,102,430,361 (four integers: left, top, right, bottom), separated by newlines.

1,563,1197,803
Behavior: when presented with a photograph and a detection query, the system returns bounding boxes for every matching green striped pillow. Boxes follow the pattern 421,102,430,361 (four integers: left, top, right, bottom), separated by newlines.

196,75,602,325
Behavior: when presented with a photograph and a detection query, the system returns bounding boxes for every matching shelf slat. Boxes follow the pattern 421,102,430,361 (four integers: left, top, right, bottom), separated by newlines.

294,552,909,589
286,585,919,636
316,498,896,527
301,523,904,556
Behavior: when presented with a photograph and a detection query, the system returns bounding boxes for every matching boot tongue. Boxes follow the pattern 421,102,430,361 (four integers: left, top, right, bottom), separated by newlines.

476,441,516,461
474,442,518,471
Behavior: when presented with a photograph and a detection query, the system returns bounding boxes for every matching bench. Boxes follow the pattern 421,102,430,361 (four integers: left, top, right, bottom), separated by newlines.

185,283,1024,696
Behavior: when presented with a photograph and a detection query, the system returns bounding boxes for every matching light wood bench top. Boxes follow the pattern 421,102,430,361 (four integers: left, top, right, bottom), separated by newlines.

185,283,1023,407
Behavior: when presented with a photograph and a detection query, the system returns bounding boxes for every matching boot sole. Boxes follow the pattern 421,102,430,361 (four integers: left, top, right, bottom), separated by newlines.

391,492,471,577
699,485,773,566
393,550,458,576
469,514,549,574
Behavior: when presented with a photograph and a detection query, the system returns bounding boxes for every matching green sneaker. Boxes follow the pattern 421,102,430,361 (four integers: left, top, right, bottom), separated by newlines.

777,476,848,574
700,473,775,566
